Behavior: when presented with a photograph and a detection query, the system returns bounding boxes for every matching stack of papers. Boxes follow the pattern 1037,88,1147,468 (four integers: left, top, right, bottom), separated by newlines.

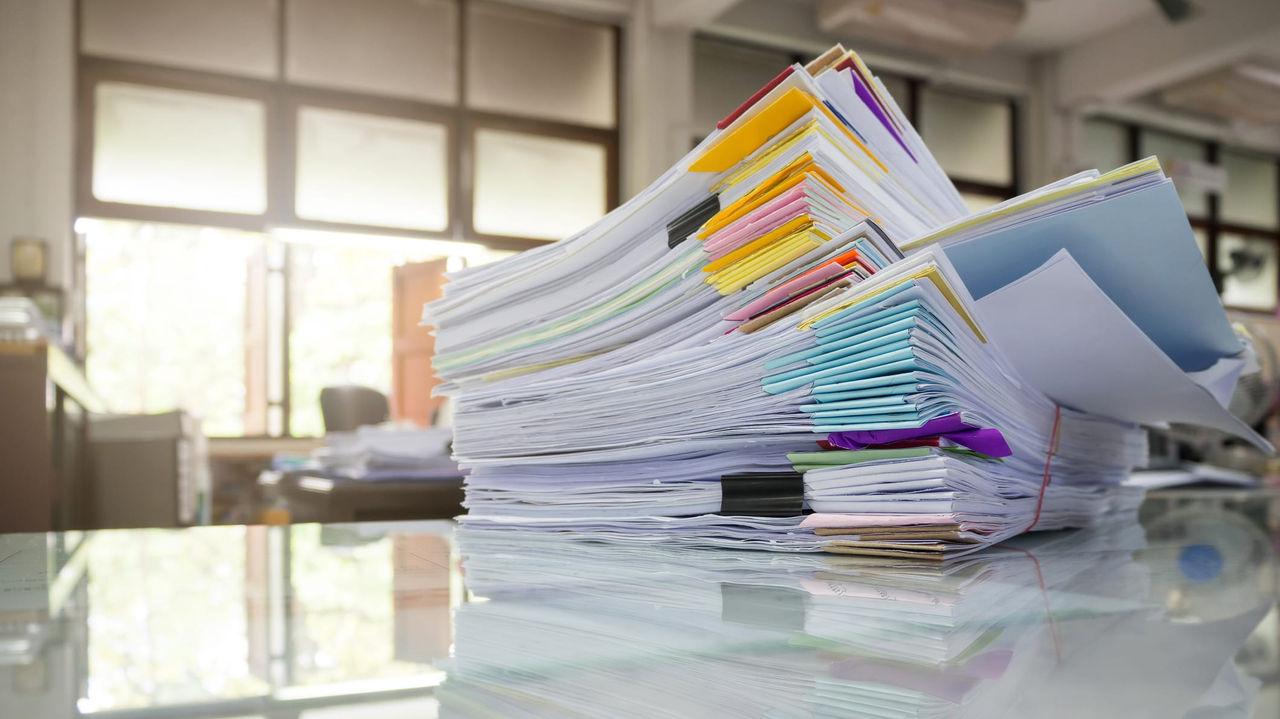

315,425,461,481
428,44,1267,559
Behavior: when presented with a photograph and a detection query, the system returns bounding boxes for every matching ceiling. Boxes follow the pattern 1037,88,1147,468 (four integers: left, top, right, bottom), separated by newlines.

741,0,1164,55
1003,0,1157,53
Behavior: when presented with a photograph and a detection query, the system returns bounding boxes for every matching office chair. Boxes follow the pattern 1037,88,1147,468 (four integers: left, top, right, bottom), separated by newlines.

320,386,390,433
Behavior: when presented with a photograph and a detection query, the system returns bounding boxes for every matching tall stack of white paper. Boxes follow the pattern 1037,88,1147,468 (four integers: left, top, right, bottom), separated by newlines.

427,45,1267,559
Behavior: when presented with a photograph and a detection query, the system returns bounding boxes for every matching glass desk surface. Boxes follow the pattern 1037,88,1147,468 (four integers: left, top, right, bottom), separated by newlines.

1,491,1278,718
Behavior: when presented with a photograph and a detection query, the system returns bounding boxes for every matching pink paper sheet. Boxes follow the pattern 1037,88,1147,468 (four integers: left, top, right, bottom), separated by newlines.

801,512,959,529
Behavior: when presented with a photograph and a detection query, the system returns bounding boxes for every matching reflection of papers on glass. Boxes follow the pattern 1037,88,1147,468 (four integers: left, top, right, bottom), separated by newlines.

0,535,50,614
1127,463,1259,491
442,517,1273,718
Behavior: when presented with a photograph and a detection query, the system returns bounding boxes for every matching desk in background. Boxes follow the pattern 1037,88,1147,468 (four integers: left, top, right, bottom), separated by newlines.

0,340,101,533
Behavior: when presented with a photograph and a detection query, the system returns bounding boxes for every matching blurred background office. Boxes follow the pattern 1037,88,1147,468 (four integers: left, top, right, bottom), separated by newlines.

5,0,1280,532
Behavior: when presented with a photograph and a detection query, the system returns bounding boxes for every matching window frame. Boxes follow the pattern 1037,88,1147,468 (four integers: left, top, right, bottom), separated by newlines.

76,57,280,233
74,0,622,252
74,0,622,438
463,112,619,247
281,87,460,239
1109,121,1280,313
908,78,1021,204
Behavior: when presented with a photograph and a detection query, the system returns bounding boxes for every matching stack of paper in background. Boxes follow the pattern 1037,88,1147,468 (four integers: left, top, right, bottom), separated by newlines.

315,425,461,481
426,43,1269,560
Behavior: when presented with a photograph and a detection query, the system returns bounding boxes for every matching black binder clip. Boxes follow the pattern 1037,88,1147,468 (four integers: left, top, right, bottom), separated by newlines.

666,194,721,249
718,472,805,517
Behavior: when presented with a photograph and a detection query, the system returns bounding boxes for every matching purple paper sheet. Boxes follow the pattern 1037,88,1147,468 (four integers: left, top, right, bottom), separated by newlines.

827,413,1012,457
849,71,917,163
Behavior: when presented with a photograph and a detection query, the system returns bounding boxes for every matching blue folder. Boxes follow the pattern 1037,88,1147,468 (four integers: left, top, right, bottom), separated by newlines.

943,181,1240,372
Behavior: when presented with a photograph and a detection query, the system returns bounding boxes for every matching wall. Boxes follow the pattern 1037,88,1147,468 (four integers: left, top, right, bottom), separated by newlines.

620,5,697,197
0,0,75,288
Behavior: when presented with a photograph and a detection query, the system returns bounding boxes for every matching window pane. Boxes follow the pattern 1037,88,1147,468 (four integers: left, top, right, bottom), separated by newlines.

85,220,256,436
960,192,1004,213
81,0,277,78
1222,150,1279,230
1139,129,1208,218
1218,232,1278,311
288,237,451,437
1080,118,1128,173
295,107,448,231
919,88,1012,186
1193,226,1209,260
466,1,616,129
286,0,458,104
876,73,911,119
472,129,607,240
694,36,794,132
93,83,267,214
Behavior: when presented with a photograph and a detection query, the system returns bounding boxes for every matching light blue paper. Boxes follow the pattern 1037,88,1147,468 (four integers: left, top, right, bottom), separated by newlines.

943,181,1240,371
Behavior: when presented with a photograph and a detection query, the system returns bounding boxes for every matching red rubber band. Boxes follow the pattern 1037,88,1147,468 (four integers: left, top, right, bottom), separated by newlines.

994,545,1062,662
1028,405,1061,532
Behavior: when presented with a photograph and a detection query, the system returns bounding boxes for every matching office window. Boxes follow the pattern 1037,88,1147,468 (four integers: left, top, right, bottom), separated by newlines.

1140,129,1209,218
92,83,267,214
1222,151,1280,231
1079,118,1129,174
78,0,620,436
295,107,449,231
1110,119,1280,311
919,88,1013,187
473,129,608,240
84,219,476,437
915,86,1017,210
79,0,618,248
288,241,440,437
960,193,1003,213
1216,150,1280,312
85,220,254,436
1193,227,1209,258
876,74,911,117
1219,232,1279,312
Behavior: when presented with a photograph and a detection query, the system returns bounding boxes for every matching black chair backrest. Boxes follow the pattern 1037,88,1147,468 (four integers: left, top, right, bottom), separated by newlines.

320,386,390,433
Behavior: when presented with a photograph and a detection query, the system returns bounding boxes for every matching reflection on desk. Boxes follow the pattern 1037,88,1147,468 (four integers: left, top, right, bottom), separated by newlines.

0,521,456,718
0,493,1277,718
441,492,1280,718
